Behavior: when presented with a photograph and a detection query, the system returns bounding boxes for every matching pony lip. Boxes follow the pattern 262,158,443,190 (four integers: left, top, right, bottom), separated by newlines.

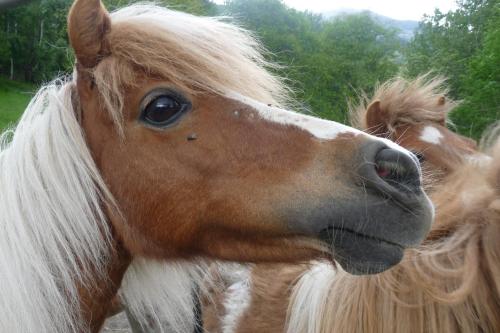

321,226,404,248
318,226,405,275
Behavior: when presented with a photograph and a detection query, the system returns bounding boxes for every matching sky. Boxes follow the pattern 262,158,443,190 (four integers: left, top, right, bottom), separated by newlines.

216,0,458,21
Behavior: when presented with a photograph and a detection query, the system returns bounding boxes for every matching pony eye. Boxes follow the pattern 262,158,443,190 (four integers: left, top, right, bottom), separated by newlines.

411,151,426,163
141,91,190,127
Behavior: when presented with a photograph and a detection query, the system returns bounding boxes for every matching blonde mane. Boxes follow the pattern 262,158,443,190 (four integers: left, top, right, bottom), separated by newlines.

0,4,292,332
91,4,291,133
350,74,458,133
287,127,500,333
0,80,114,332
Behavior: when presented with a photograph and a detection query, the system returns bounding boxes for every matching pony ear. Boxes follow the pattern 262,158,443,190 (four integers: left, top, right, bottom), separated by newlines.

68,0,111,68
436,96,447,126
365,100,388,136
437,96,446,106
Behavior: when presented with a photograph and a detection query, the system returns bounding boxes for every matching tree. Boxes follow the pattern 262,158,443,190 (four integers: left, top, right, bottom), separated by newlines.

405,0,499,138
0,27,12,78
314,13,400,120
453,3,500,137
405,0,498,97
0,0,72,82
225,0,402,121
0,0,216,82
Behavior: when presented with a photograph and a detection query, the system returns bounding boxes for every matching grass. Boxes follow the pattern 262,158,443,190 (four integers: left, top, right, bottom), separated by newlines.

0,77,36,131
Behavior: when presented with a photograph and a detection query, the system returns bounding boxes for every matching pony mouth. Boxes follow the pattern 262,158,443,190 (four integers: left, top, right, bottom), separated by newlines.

320,226,405,248
319,226,405,275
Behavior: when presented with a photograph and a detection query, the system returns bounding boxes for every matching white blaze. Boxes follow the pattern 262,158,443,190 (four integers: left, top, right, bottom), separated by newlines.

227,92,414,157
228,92,362,140
420,126,444,145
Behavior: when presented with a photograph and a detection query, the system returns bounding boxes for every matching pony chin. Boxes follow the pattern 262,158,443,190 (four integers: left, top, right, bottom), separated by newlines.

324,229,404,274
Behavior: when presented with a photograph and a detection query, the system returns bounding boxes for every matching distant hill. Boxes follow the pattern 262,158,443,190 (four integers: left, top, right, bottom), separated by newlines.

323,8,419,41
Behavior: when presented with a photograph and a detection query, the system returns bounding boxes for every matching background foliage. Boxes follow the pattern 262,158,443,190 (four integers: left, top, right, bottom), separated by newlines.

405,0,499,137
0,0,498,138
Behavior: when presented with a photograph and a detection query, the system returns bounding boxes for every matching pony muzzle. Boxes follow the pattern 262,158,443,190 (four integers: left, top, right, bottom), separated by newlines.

314,141,433,275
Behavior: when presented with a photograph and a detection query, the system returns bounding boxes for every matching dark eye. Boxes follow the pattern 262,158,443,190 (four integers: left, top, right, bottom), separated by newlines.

140,91,190,127
411,151,426,163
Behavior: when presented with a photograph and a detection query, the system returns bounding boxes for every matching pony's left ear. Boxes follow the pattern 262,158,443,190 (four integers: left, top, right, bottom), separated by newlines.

437,96,446,106
436,96,447,126
68,0,111,68
365,100,389,136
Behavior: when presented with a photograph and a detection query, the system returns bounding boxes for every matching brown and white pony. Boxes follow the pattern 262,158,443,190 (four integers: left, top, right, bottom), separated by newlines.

351,75,480,190
0,1,433,332
202,77,500,333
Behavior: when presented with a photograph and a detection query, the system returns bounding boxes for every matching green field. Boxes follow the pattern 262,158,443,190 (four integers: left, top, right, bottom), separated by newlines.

0,77,36,131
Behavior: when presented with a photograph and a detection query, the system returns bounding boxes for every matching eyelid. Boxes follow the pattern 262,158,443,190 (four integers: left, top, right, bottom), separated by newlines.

139,88,191,113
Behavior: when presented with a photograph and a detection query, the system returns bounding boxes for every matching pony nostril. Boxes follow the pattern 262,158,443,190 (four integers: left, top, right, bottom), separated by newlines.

376,160,409,180
376,165,391,178
375,148,421,191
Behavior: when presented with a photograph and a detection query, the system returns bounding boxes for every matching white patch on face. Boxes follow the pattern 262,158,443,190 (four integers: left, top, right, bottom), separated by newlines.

420,126,444,145
227,93,414,159
222,266,252,333
227,92,363,140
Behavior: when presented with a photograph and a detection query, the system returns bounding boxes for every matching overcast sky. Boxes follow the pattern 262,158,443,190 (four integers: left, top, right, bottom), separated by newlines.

216,0,458,21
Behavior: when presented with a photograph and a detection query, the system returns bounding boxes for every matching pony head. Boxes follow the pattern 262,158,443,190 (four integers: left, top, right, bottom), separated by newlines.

66,0,433,275
351,75,478,190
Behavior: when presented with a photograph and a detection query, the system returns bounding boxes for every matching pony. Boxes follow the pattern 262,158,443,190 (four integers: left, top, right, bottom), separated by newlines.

202,77,499,333
350,75,480,190
0,1,433,332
